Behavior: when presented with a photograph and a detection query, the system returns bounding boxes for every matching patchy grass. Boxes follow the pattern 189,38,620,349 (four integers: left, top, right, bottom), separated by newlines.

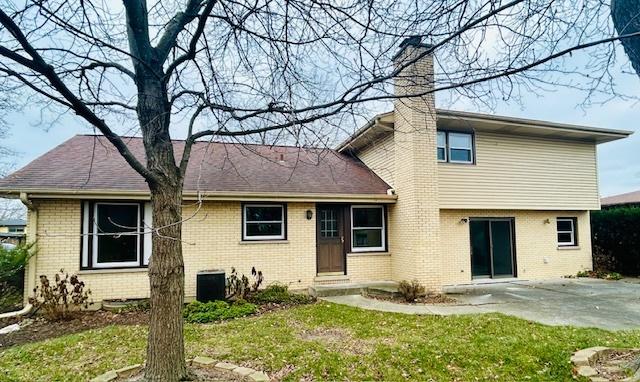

2,302,640,381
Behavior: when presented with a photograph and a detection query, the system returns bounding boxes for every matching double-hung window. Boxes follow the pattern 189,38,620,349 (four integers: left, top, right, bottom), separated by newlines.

448,132,474,163
437,131,447,162
557,217,577,247
436,131,474,164
81,201,151,269
243,204,286,240
351,205,385,252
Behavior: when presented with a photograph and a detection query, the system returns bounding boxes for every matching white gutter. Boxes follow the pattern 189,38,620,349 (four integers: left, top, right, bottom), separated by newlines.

0,303,33,319
0,189,397,203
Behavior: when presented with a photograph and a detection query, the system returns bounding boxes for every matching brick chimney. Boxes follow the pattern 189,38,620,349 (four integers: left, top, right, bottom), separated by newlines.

389,37,442,289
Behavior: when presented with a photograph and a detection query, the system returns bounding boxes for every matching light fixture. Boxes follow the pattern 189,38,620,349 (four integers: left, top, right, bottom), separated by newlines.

543,218,551,224
306,210,313,220
459,218,469,224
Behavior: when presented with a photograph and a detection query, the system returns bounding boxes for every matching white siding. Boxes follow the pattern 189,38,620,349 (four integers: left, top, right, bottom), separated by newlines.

438,132,600,210
355,133,395,187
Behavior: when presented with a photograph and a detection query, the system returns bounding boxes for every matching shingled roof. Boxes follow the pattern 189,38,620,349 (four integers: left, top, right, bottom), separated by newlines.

0,135,392,198
601,190,640,207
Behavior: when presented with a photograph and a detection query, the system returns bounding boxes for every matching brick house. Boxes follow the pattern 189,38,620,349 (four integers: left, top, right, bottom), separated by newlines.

0,38,631,303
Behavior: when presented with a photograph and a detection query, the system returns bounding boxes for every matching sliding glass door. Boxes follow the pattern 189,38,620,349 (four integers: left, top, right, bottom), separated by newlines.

470,218,516,278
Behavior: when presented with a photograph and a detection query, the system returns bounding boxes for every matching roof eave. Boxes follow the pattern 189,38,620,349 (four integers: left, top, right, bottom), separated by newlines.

338,109,633,150
336,112,394,152
436,109,633,144
0,188,397,203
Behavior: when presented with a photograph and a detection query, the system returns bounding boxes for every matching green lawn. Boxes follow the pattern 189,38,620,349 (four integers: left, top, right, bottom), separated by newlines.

1,302,639,381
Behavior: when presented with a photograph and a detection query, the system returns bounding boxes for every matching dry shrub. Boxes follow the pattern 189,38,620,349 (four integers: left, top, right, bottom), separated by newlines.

28,269,92,320
398,280,426,302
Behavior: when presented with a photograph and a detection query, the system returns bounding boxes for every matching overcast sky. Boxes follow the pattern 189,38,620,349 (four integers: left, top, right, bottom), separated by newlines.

2,57,639,199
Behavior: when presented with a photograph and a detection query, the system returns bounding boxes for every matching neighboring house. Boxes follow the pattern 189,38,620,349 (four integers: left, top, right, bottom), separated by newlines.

601,190,640,208
0,38,632,303
0,218,27,245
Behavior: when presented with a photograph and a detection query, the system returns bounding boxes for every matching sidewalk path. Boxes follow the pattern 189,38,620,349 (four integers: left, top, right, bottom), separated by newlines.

322,279,640,330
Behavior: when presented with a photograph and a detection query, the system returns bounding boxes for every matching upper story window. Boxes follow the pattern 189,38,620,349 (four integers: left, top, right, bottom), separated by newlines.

81,201,151,269
436,131,474,164
243,204,286,241
351,205,386,252
557,217,577,247
437,131,447,161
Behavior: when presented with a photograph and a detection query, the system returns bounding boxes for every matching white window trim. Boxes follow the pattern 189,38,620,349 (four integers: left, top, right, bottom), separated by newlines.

143,202,152,265
91,202,142,268
351,205,386,252
437,131,447,162
557,218,576,246
243,204,286,241
447,132,474,164
81,201,90,268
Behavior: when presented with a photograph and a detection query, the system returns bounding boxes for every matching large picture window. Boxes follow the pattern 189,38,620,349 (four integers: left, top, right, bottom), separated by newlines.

351,205,385,252
81,201,150,269
436,130,474,164
557,217,577,247
243,204,286,240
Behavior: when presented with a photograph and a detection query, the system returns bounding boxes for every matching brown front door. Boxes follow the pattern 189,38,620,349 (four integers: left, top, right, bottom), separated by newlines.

316,205,345,274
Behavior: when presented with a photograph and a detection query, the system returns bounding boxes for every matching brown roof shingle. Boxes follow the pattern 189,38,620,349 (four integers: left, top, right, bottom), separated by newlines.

0,135,391,196
601,190,640,206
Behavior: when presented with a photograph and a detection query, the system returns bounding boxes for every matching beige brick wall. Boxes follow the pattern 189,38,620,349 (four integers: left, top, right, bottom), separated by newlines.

27,199,396,303
439,209,592,285
27,200,318,302
24,200,595,302
28,200,150,302
389,43,442,289
346,254,391,282
181,201,317,296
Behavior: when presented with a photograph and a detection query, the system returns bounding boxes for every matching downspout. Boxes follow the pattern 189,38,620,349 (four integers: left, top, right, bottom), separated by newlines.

0,192,37,318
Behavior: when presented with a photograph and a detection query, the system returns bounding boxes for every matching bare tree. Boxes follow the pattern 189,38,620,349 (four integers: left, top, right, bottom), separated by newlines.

0,0,638,380
612,0,640,76
0,81,23,221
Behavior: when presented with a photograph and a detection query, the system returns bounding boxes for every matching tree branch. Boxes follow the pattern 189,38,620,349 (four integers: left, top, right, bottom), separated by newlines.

165,0,218,77
123,0,156,69
0,9,156,183
155,0,206,64
184,31,640,141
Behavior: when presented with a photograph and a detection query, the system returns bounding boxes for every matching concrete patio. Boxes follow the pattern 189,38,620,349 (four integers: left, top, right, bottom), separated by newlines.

321,278,640,330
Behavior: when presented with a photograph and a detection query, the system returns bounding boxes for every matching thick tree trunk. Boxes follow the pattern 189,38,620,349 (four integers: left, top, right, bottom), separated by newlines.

135,74,187,381
145,182,186,382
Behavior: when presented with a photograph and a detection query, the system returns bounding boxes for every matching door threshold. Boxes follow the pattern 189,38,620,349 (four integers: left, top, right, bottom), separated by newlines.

468,277,519,284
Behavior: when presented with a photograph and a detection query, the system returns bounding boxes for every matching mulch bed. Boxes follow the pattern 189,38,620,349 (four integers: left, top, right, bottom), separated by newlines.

593,349,640,381
0,301,312,349
366,293,457,305
0,310,148,349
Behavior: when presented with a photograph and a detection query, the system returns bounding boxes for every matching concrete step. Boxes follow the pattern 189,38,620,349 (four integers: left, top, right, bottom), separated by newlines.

313,274,350,285
366,286,401,298
309,281,399,298
309,285,364,298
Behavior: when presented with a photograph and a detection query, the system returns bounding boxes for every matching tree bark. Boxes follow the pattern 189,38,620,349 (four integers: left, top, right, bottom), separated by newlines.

145,181,186,382
611,0,640,77
135,74,187,382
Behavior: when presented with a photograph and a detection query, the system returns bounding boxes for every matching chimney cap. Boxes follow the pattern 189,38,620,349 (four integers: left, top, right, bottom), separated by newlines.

393,35,433,61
